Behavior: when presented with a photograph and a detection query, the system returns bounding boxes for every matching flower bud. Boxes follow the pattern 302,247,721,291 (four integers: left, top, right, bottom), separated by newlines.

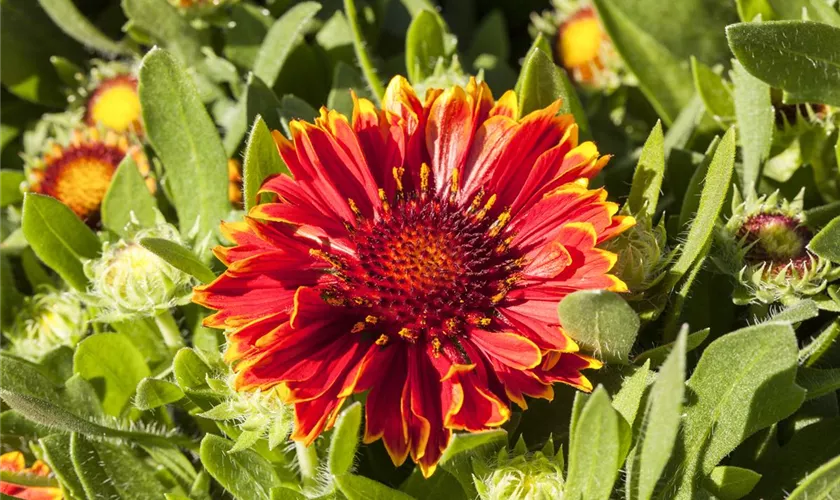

721,190,839,305
474,439,565,500
602,210,670,296
84,223,194,320
200,374,294,452
3,286,87,361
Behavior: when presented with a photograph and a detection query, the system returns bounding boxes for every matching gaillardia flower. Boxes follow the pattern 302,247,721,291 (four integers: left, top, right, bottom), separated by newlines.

0,451,62,500
531,0,625,90
194,76,632,476
26,127,153,224
85,74,143,135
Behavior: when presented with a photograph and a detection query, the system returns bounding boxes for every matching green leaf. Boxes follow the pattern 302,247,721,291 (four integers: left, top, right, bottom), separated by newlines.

808,216,840,263
74,333,150,416
21,193,100,291
736,0,776,21
200,434,280,500
731,60,773,196
328,402,362,475
703,466,761,500
122,0,202,63
39,434,87,499
627,330,686,500
439,429,507,497
662,322,805,499
222,72,283,155
691,57,735,125
565,387,621,500
786,454,840,500
634,328,709,368
591,0,694,124
405,9,447,84
139,48,229,247
101,154,158,237
336,474,416,500
173,348,214,390
72,433,163,499
797,367,840,401
749,417,840,498
243,117,288,211
727,21,840,106
223,2,274,70
135,378,185,410
557,290,640,364
627,122,665,217
666,128,735,288
253,2,321,88
344,0,385,103
799,318,840,367
37,0,128,55
515,46,589,137
0,170,24,207
327,61,369,118
139,237,216,284
0,0,85,106
611,360,650,428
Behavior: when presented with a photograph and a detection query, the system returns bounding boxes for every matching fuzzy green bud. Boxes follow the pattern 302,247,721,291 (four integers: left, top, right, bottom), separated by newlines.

474,438,565,500
719,190,840,305
602,210,670,296
200,375,294,452
84,223,194,320
3,286,88,361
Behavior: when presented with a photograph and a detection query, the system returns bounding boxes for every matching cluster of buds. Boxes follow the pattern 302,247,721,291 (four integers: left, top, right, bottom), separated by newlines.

473,439,565,500
719,190,839,306
84,222,195,321
200,373,294,453
3,286,88,361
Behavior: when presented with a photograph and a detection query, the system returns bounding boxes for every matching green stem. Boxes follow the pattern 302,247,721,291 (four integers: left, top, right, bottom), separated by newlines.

295,441,320,490
344,0,385,104
155,310,183,350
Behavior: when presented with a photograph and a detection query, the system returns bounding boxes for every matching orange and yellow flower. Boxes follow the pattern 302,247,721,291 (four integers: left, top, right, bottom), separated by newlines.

28,127,153,225
0,452,62,500
85,75,143,135
194,76,633,476
228,158,244,208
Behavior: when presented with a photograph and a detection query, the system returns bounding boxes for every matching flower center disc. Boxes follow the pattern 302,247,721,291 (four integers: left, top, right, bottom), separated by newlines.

739,213,812,264
326,198,519,342
87,76,142,134
38,144,123,221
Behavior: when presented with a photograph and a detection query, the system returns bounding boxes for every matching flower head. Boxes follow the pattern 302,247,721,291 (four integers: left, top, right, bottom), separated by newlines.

194,76,632,476
26,127,152,225
531,1,625,90
721,191,839,305
84,222,195,320
0,451,62,500
85,74,142,135
3,286,88,361
228,158,244,208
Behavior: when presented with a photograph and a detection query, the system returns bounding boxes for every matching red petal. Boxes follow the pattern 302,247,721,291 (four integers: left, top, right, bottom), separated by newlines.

469,329,542,370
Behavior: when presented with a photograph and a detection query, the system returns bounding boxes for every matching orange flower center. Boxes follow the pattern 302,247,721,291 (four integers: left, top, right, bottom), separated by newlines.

317,195,520,353
86,75,142,134
36,144,122,222
557,7,606,81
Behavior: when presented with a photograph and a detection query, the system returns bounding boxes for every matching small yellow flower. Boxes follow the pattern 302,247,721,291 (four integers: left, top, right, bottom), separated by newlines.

85,75,143,135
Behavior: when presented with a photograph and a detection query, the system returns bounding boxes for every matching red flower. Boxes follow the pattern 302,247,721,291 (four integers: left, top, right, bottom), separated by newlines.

0,452,62,500
194,76,633,477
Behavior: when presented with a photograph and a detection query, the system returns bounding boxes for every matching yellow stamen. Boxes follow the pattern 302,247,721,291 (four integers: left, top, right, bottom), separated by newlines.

348,198,361,218
378,188,390,213
365,315,378,324
420,163,430,195
398,327,417,341
392,167,405,193
431,337,442,357
375,334,390,346
488,208,512,237
476,194,497,220
450,168,460,200
351,322,366,333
